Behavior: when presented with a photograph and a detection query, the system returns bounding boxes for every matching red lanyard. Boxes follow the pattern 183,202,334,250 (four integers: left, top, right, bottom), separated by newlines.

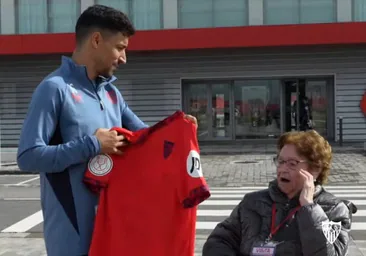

269,203,301,240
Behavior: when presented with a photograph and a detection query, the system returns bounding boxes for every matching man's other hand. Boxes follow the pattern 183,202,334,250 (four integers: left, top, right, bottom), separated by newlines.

184,114,198,126
94,128,128,155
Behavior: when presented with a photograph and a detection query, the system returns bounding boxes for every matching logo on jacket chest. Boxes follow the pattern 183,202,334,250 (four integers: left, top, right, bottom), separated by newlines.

68,83,83,103
106,90,117,104
322,220,341,244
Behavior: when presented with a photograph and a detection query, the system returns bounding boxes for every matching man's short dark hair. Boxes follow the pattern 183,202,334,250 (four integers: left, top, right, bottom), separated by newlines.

75,4,136,45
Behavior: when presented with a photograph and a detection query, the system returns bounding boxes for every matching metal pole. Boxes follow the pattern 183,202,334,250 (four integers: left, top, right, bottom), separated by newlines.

339,116,343,146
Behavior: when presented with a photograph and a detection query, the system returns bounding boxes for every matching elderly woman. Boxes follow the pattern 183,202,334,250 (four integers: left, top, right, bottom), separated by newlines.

202,130,357,256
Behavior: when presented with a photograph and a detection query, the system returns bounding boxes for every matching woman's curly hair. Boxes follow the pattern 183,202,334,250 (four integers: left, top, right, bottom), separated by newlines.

277,130,332,185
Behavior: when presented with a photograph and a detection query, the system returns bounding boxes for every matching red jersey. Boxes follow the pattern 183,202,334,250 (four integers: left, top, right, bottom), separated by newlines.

84,111,211,256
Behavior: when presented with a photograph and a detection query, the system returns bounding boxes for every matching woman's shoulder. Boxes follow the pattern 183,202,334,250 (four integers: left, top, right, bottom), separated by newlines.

316,187,357,216
241,188,272,208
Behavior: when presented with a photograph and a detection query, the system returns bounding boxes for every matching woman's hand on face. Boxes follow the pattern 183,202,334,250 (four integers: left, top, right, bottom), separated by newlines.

299,169,315,206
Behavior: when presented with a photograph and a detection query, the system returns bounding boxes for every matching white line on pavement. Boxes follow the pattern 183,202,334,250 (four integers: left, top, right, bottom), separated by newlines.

210,193,366,198
15,176,40,186
1,211,43,233
198,210,232,216
209,190,366,194
209,186,366,189
200,200,366,206
197,210,366,217
196,221,366,231
2,198,40,201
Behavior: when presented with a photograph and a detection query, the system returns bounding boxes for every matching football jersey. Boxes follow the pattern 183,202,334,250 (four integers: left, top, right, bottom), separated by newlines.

83,111,211,256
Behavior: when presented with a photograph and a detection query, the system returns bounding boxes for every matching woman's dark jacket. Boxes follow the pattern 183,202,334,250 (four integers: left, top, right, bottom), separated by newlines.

202,180,357,256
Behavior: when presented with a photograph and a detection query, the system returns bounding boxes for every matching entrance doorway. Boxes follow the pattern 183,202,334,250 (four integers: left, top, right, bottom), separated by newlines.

182,76,335,142
282,77,334,139
183,81,232,141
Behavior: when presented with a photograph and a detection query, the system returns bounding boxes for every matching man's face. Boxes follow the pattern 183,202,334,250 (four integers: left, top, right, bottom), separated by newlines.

91,31,129,78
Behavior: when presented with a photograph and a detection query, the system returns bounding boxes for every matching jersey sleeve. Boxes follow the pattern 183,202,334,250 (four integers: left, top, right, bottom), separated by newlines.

83,153,116,194
177,120,211,209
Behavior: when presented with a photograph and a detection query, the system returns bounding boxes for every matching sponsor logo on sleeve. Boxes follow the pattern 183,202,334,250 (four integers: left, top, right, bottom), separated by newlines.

186,150,203,178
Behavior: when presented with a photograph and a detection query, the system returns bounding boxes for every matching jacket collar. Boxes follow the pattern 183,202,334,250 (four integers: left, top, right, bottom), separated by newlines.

60,56,117,86
268,179,323,205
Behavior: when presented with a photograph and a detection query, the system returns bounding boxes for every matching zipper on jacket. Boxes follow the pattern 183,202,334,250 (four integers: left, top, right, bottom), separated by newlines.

84,69,105,111
93,82,104,111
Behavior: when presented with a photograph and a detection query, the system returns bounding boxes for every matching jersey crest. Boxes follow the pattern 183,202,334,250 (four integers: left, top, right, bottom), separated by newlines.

88,154,113,176
164,140,174,159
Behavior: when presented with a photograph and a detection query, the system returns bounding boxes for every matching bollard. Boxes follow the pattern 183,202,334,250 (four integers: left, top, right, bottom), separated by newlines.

339,116,343,146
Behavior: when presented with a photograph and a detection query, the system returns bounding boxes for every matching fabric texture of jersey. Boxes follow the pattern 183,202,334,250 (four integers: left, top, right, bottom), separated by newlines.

84,111,211,256
16,56,147,256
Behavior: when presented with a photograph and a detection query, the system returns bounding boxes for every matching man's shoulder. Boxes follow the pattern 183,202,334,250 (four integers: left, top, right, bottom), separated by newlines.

36,69,69,92
39,69,66,87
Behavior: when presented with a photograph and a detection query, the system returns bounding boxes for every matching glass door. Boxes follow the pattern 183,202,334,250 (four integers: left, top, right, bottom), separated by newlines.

183,81,233,141
184,83,210,140
282,77,331,139
305,79,328,138
211,83,232,139
282,79,300,132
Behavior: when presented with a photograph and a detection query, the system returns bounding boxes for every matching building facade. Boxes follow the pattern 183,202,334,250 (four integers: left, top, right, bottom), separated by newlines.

0,0,366,146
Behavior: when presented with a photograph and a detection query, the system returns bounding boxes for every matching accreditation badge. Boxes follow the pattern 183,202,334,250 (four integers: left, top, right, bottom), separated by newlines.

250,241,278,256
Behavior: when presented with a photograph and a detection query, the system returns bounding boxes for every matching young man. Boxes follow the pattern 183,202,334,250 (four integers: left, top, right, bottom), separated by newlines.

17,5,196,256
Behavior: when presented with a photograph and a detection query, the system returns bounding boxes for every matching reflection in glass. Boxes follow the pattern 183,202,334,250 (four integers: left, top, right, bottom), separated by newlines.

305,80,327,137
264,0,335,25
178,0,247,28
49,0,80,33
96,0,162,30
186,84,209,140
354,0,366,21
300,0,335,24
211,83,230,138
17,0,48,34
234,80,281,139
264,0,300,25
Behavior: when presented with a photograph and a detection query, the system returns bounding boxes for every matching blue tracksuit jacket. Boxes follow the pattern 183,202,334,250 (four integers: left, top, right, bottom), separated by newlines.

17,56,148,256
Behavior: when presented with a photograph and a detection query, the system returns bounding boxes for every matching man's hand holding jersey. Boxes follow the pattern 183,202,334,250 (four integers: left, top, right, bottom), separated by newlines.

94,114,197,156
184,114,197,126
94,128,128,155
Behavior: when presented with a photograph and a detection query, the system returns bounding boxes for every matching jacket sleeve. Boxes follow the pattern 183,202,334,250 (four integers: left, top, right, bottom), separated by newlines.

117,90,148,131
296,201,351,256
202,203,242,256
202,196,265,256
17,80,101,173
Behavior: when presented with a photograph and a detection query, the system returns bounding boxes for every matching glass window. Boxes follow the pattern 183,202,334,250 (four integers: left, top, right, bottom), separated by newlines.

185,83,210,140
96,0,130,13
264,0,336,25
132,0,162,30
354,0,366,21
234,79,281,139
96,0,162,30
49,0,80,33
300,0,336,24
179,0,247,28
179,0,212,28
264,0,300,25
16,0,48,34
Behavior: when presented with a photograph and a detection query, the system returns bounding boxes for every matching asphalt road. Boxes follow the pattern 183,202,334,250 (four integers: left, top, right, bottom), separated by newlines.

0,175,365,256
